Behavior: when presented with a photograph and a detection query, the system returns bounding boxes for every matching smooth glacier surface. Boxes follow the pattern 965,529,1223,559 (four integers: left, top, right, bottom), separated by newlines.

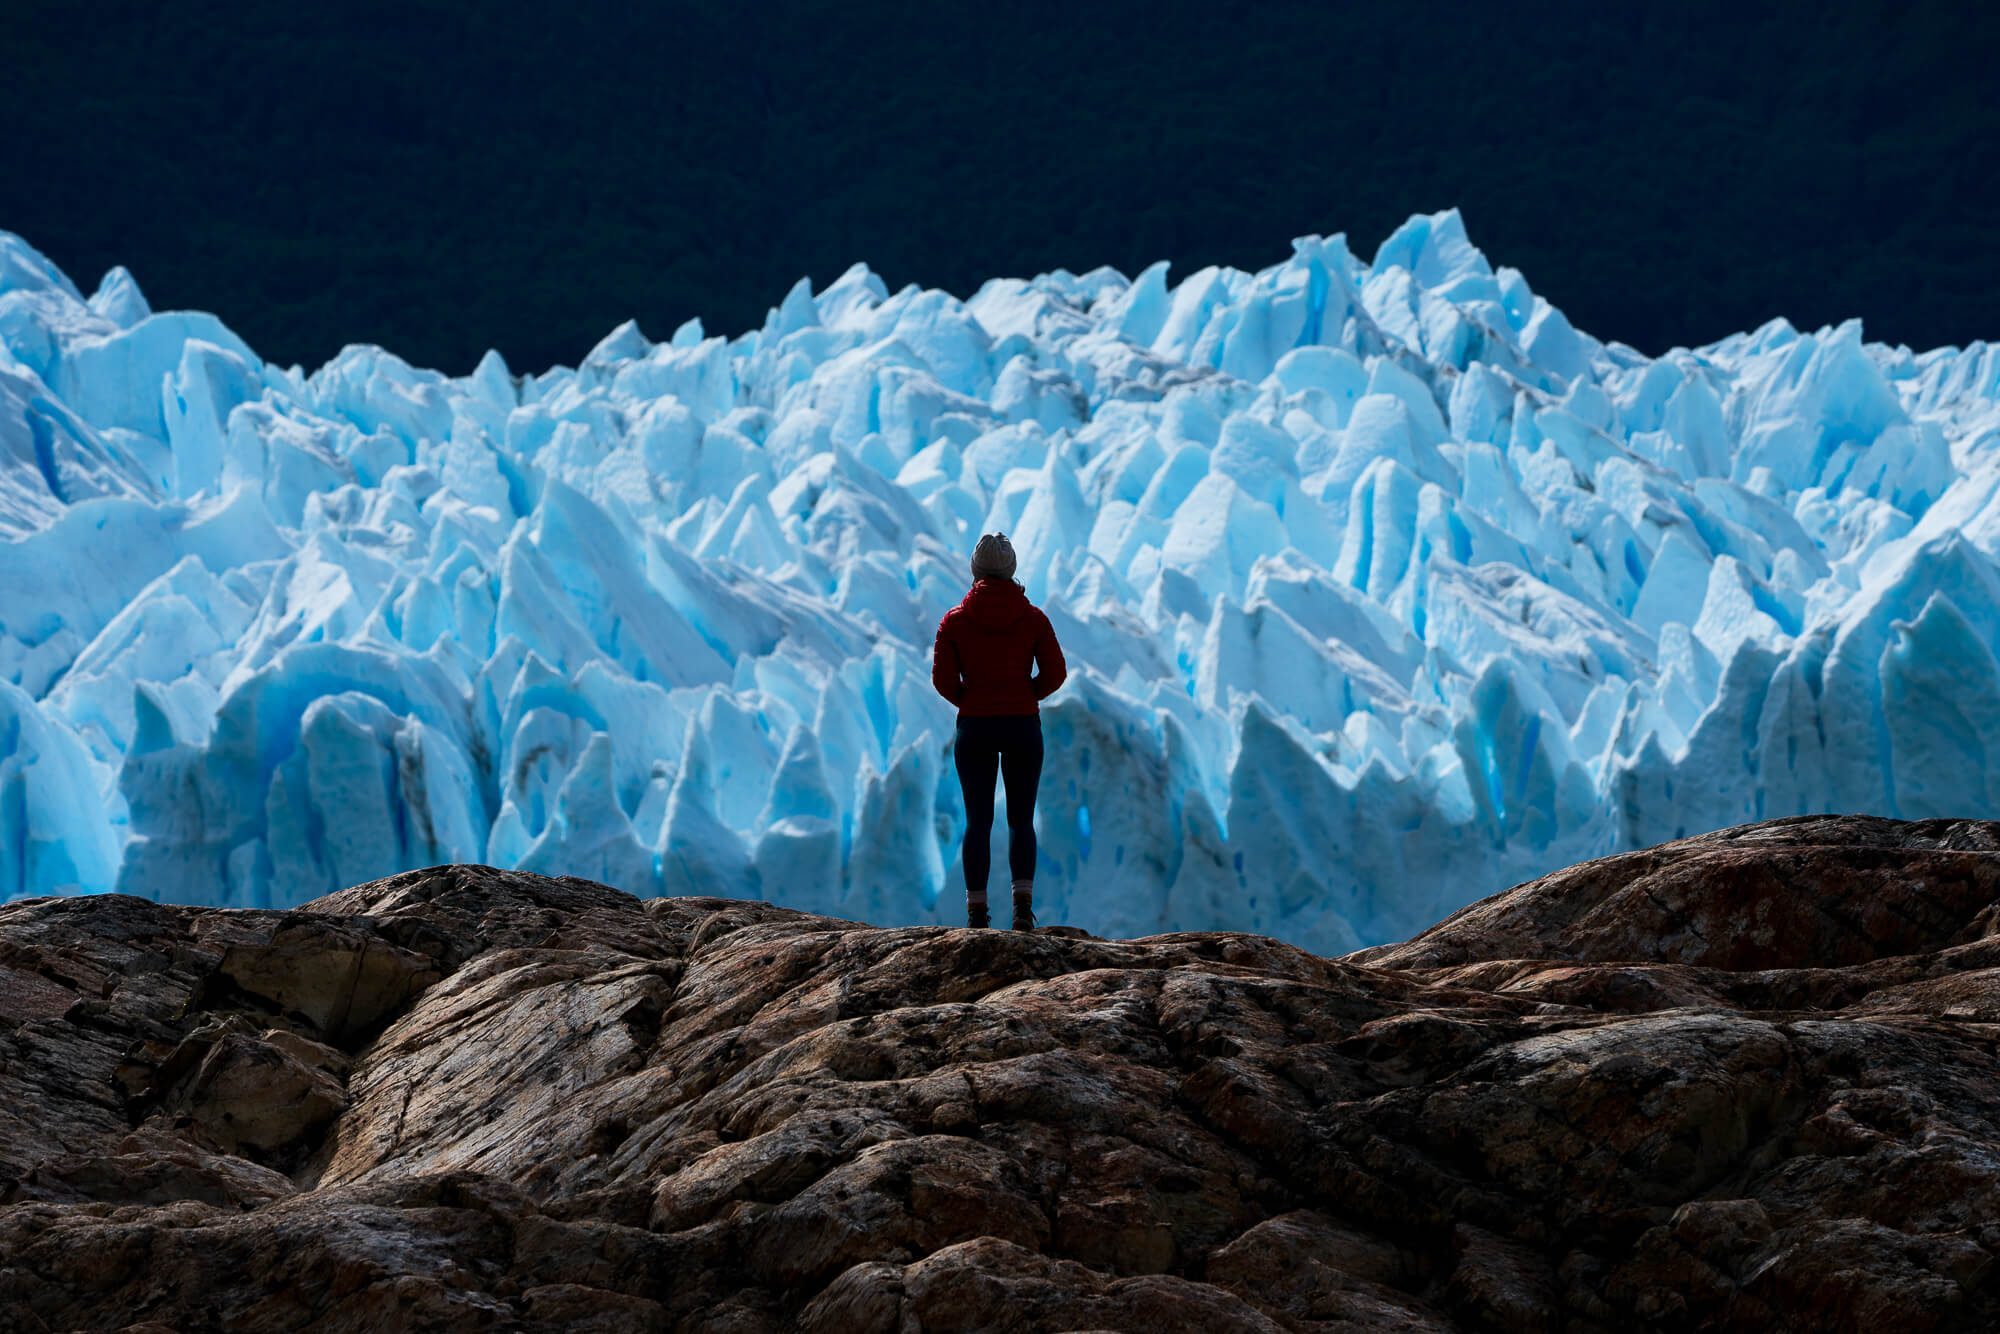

4,211,1999,951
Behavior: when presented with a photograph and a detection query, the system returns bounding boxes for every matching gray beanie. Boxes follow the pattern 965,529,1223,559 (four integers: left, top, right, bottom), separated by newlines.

970,532,1017,581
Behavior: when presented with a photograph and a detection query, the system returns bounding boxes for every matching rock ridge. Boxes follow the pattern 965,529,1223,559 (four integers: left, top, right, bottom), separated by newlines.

2,818,1997,1330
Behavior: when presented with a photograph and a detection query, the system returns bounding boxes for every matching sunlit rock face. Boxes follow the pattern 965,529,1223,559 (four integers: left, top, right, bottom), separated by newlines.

4,213,1999,949
4,816,1999,1330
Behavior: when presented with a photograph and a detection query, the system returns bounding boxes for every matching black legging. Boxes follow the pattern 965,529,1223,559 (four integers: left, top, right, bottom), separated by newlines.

954,715,1044,894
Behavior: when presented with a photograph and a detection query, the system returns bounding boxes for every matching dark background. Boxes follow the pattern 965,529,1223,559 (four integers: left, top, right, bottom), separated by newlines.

7,0,1995,375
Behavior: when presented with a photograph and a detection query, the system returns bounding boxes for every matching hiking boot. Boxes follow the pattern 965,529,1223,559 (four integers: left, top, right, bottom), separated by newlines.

967,893,989,929
1012,884,1035,932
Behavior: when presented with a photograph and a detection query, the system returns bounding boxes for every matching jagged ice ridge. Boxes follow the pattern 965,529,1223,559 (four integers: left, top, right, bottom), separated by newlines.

3,211,1999,951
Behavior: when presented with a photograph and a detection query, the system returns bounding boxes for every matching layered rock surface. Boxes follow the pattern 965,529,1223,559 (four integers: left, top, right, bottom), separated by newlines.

3,814,1998,1330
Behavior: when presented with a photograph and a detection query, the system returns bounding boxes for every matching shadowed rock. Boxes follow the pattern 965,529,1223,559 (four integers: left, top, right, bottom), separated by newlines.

3,820,1998,1331
1351,815,2000,971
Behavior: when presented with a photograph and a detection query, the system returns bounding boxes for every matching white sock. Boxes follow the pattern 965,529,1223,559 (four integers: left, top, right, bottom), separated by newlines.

1011,879,1032,897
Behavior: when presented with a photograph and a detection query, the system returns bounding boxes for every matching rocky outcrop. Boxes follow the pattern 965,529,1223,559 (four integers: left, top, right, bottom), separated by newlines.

3,818,1998,1331
1350,815,2000,973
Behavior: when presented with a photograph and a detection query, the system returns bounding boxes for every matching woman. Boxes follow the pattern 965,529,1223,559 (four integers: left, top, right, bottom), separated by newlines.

931,533,1067,930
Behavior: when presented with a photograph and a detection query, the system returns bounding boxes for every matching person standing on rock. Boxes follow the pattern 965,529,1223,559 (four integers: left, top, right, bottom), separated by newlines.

931,533,1067,931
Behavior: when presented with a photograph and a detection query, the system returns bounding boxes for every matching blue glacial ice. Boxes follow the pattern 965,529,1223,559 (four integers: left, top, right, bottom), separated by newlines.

4,209,2000,953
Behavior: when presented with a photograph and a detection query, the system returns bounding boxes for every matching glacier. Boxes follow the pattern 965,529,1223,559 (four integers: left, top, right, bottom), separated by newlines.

4,210,2000,953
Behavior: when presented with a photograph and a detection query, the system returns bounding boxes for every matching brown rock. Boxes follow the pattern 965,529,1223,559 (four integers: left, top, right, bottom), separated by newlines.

1354,814,2000,971
1206,1210,1449,1327
177,1030,351,1158
1442,1224,1559,1331
1,816,1997,1330
198,913,442,1043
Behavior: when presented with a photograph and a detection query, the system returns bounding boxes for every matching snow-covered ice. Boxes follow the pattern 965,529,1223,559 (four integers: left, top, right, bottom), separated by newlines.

4,210,1999,952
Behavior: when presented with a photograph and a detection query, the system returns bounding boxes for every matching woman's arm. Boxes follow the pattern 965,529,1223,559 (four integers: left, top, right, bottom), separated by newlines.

931,619,963,705
1031,612,1067,700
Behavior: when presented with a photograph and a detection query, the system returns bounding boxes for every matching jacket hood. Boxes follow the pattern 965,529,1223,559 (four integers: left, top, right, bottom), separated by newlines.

958,578,1034,629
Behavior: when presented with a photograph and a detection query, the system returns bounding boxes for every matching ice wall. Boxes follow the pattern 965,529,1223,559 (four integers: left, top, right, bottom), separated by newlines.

4,211,1999,952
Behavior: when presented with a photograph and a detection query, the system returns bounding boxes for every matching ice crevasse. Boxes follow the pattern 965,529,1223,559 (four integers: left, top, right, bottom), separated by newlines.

3,210,1999,953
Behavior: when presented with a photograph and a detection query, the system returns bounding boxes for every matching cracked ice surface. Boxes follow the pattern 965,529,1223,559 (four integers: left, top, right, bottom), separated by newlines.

4,211,1999,952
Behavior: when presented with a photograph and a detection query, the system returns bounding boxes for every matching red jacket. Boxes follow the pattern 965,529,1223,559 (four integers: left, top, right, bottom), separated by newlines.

932,579,1067,716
